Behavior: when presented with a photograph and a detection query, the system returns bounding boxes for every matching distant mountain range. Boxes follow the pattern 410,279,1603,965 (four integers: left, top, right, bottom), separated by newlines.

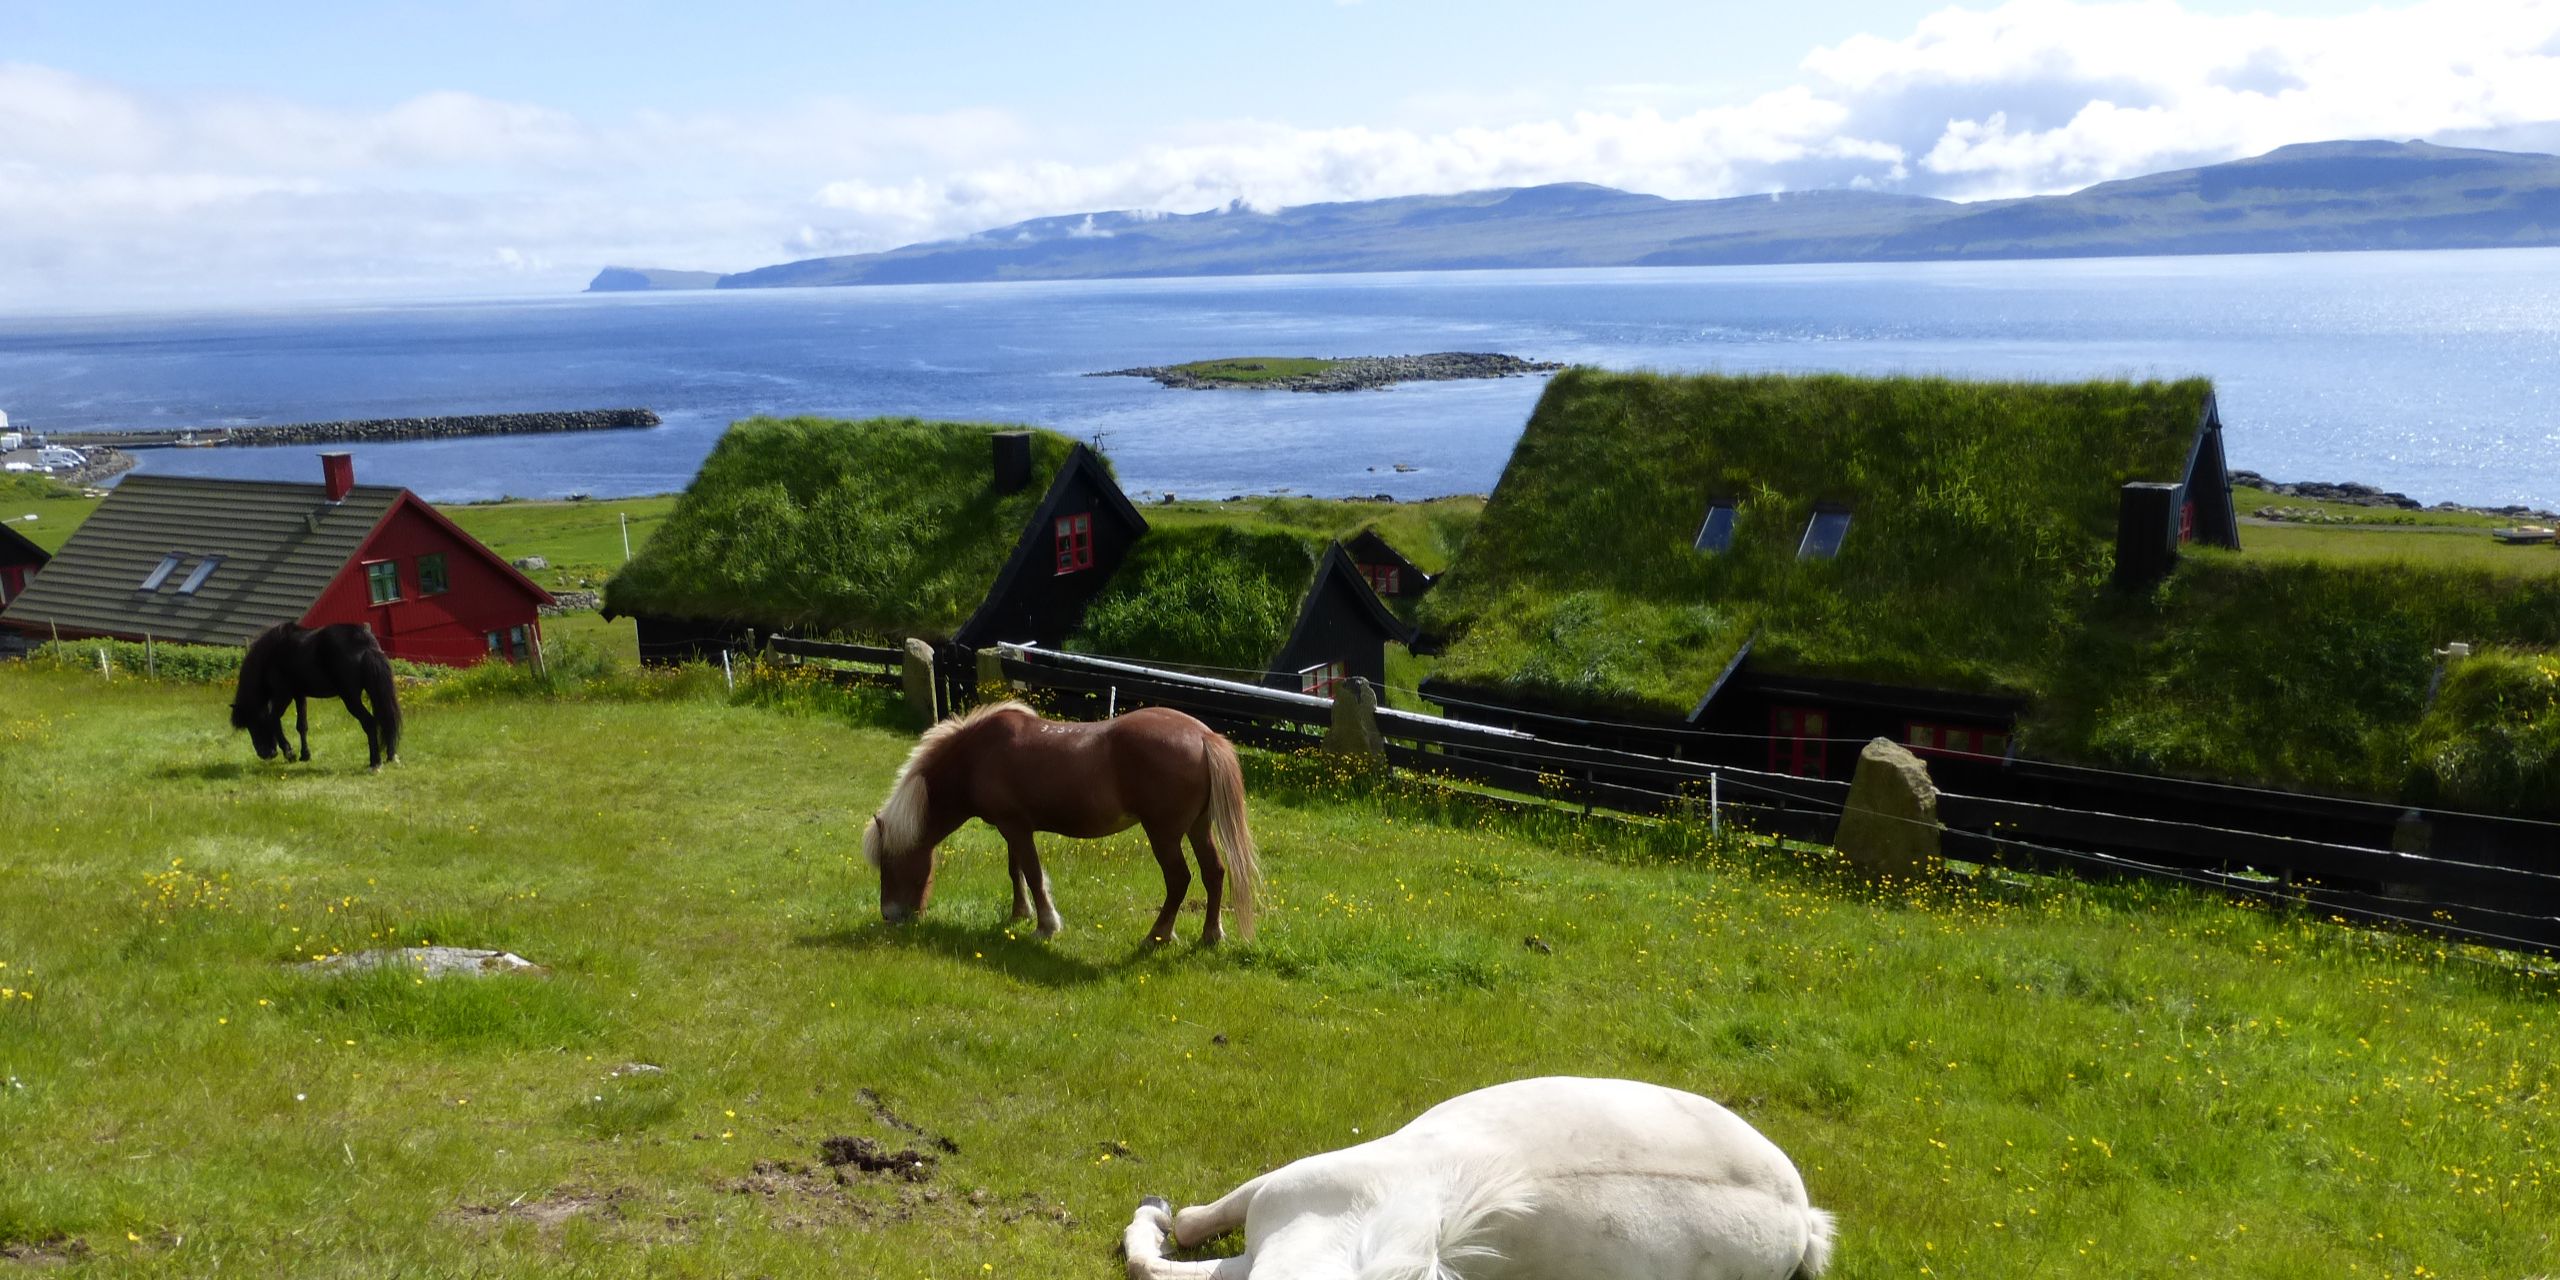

589,139,2560,292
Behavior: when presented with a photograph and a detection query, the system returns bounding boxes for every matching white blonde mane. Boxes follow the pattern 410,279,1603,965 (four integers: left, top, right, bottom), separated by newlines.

1349,1163,1535,1280
865,700,1038,866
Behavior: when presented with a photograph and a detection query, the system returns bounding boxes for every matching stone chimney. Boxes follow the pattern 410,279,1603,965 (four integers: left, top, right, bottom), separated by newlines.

321,452,354,503
991,432,1032,495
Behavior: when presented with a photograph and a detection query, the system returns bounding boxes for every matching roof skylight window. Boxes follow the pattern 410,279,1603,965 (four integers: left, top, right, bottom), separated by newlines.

1798,509,1852,560
175,554,224,595
1693,500,1736,554
138,553,183,591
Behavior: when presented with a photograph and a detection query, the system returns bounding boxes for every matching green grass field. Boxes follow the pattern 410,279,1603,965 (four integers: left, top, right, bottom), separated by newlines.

0,474,103,554
2241,521,2560,577
1,664,2553,1277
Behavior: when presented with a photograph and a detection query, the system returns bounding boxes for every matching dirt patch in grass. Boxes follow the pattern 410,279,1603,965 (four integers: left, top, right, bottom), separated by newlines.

818,1135,937,1182
0,1235,89,1267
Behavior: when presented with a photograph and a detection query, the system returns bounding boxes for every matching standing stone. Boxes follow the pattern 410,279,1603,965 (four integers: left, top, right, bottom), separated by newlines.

976,646,1010,701
1323,677,1388,765
1832,737,1942,879
902,638,942,728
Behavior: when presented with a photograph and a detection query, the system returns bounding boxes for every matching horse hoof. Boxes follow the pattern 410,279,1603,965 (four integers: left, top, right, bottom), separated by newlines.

1140,1195,1171,1213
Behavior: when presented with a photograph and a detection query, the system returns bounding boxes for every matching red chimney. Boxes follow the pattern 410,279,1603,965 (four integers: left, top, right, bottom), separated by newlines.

321,452,354,502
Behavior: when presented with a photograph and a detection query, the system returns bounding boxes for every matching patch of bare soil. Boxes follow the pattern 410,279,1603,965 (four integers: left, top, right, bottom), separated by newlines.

725,1157,880,1230
818,1135,937,1182
0,1235,88,1267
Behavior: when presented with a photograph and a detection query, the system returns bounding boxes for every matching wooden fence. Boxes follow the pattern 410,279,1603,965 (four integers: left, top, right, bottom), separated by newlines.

976,642,2560,957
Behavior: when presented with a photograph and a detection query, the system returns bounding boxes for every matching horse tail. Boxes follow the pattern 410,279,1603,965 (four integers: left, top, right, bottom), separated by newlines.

1794,1206,1838,1279
360,643,403,762
1202,731,1259,941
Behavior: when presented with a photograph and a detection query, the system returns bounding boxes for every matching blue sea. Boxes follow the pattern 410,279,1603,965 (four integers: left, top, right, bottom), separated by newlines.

3,248,2557,508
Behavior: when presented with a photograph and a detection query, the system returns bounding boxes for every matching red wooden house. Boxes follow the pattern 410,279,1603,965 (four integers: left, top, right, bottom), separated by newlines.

0,453,552,666
0,520,45,611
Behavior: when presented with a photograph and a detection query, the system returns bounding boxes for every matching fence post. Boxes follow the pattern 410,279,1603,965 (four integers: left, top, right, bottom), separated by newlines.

145,632,155,679
1710,773,1720,836
1323,677,1388,766
975,645,1008,701
97,647,110,679
721,648,733,693
901,638,940,728
1832,737,1942,880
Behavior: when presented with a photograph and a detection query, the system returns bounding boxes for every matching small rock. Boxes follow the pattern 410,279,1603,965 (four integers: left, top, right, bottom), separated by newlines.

301,947,539,978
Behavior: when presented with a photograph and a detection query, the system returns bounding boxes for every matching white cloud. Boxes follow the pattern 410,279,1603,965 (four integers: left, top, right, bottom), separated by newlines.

4,1,2560,305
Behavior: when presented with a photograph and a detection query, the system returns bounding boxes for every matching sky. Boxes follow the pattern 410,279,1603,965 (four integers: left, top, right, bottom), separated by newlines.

4,0,2560,307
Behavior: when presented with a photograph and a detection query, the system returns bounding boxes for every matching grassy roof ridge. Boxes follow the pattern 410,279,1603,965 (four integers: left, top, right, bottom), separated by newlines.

1423,368,2215,712
603,416,1079,638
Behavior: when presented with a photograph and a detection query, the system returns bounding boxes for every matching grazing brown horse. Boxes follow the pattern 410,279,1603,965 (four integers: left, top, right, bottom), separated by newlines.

863,701,1259,945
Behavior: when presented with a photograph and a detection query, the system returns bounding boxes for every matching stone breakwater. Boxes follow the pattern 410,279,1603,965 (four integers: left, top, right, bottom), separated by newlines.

1093,352,1564,393
58,408,660,450
2232,470,2560,523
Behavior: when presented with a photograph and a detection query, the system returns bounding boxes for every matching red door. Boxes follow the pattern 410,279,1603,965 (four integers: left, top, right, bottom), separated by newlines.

1768,706,1830,778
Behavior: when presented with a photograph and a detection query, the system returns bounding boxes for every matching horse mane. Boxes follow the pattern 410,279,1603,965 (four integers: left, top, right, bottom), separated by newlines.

1349,1162,1535,1280
866,700,1038,866
229,622,298,724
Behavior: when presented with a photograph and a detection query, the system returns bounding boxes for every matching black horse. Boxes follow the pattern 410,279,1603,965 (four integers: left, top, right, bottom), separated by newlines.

229,622,404,769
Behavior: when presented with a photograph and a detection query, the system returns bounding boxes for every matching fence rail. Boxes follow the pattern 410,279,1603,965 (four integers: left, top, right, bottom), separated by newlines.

983,641,2560,956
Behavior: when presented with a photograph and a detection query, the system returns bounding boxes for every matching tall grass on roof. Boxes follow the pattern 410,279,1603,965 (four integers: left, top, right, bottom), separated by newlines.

602,417,1077,639
1423,369,2212,714
2036,556,2560,810
1068,524,1323,671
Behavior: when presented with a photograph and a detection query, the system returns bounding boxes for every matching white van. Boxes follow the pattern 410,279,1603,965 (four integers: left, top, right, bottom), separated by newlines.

0,432,20,453
36,446,83,471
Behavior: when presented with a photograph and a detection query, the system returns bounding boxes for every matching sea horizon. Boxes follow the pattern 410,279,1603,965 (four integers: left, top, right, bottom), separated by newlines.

4,246,2556,510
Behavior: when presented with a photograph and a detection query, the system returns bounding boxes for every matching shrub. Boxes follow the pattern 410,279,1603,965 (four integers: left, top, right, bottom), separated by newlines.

2406,649,2560,817
28,638,442,685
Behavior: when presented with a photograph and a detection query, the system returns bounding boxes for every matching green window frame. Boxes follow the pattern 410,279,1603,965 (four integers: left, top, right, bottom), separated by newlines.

365,560,401,605
418,553,449,595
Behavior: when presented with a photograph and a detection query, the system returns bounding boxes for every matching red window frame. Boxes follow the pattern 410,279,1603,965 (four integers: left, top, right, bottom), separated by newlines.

1299,661,1347,697
1768,705,1830,778
1054,512,1094,574
1360,564,1401,594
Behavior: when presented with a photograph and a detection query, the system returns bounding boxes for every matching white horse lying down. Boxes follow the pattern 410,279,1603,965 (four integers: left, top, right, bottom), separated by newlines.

1124,1076,1834,1279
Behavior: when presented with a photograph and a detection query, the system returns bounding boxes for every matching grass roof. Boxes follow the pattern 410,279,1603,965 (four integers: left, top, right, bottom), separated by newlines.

2031,555,2560,813
1422,369,2214,715
603,417,1080,639
1066,524,1328,671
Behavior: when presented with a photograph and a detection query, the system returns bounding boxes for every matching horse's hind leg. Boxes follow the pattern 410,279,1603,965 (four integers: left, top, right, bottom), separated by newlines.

337,688,382,770
1143,824,1191,946
293,698,310,762
1188,815,1227,946
1002,828,1062,938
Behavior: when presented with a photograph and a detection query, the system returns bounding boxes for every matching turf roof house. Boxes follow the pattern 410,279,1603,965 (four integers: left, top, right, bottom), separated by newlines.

1068,525,1415,694
0,453,553,666
604,419,1148,662
1344,528,1435,600
1418,370,2237,780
